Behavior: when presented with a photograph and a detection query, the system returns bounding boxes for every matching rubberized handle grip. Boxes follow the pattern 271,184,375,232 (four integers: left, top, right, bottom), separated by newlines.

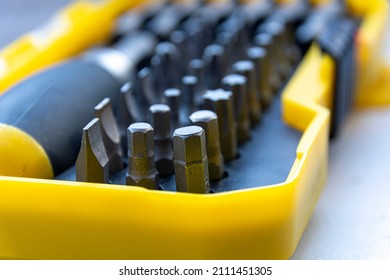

0,60,121,175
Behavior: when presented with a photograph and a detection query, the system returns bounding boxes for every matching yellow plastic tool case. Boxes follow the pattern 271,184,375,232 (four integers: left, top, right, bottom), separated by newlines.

0,0,389,259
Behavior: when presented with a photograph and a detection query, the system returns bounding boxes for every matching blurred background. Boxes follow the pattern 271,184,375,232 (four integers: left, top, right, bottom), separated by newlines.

0,0,389,259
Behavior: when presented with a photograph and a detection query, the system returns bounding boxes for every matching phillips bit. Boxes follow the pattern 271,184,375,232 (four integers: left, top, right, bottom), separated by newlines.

254,33,281,92
203,89,237,161
94,98,123,173
232,61,262,125
189,110,224,181
173,126,210,194
126,122,160,190
164,88,182,130
222,74,251,143
247,46,273,109
149,104,174,177
76,118,109,183
203,44,226,90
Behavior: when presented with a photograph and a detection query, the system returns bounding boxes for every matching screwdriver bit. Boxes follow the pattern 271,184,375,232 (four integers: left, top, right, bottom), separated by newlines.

94,98,123,173
217,16,248,62
232,61,262,125
181,17,209,60
170,30,188,64
173,126,210,194
203,89,237,161
181,75,198,117
126,122,160,190
152,42,181,91
118,82,145,153
259,21,291,78
149,104,174,177
189,59,206,105
118,83,136,154
254,33,281,92
138,67,158,105
189,110,224,181
164,88,182,130
203,44,226,90
215,32,235,68
222,74,251,143
247,46,273,109
144,4,197,41
76,118,109,184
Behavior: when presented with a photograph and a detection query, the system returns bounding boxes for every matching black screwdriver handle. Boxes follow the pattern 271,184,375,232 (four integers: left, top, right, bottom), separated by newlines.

0,60,121,175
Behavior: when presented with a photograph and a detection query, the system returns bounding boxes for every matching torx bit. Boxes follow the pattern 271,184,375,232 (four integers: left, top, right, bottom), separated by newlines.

126,122,160,190
203,44,226,90
149,104,174,177
189,110,224,181
164,88,182,130
76,118,109,183
94,98,123,173
247,46,273,109
173,126,210,194
254,33,281,92
203,89,237,161
181,75,198,117
232,61,262,125
222,74,251,143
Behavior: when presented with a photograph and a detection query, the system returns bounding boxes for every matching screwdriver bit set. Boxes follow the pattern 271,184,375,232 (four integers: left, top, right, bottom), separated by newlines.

0,0,389,259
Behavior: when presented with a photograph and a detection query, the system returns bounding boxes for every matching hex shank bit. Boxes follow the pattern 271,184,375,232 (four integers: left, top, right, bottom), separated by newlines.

126,122,160,190
232,61,262,125
247,46,273,109
173,126,210,194
164,88,182,130
189,110,224,181
203,89,237,161
222,74,251,143
149,104,174,177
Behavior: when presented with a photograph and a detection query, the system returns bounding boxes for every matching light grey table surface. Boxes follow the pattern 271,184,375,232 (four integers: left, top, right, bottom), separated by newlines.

1,0,389,260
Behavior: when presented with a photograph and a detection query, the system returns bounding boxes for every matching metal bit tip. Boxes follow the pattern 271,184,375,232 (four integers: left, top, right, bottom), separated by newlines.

203,89,237,161
222,74,251,143
126,122,160,189
189,110,224,181
76,118,109,183
94,98,123,173
173,126,210,193
232,60,262,124
149,104,174,176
